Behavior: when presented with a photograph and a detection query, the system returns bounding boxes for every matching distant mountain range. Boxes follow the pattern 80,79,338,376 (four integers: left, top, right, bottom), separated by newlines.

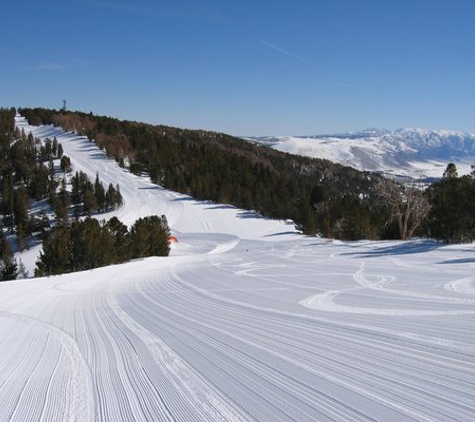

246,128,475,179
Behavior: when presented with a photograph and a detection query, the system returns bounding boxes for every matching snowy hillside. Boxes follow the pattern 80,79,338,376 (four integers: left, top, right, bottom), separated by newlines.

248,128,475,179
1,118,474,421
14,116,298,274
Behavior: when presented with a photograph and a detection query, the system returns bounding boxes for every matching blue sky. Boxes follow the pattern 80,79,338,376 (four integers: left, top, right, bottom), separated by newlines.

2,0,475,136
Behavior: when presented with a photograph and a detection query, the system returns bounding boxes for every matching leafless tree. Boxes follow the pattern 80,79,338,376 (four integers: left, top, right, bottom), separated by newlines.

376,178,430,240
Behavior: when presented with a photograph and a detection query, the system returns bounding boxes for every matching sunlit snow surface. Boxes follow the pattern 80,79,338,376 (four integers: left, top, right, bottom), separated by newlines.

247,130,475,179
1,118,474,421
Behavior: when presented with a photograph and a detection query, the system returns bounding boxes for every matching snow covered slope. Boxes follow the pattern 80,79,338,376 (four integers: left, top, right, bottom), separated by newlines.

14,116,298,273
1,119,474,421
248,128,475,179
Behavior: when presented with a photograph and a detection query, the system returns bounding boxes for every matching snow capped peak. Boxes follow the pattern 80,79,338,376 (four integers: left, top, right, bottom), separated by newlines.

247,127,475,179
352,128,392,137
394,127,473,137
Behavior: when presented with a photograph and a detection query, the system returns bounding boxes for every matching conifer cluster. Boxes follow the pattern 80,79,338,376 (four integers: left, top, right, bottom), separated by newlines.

426,163,475,243
19,107,389,239
35,215,170,276
0,107,168,280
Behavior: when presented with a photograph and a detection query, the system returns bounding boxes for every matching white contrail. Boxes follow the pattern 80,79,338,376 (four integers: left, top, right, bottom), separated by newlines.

260,40,316,68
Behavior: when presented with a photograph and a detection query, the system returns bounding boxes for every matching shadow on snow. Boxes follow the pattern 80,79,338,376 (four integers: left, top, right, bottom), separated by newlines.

341,240,444,258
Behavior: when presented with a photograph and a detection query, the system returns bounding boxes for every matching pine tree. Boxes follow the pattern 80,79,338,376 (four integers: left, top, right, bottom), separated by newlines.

427,175,475,243
105,183,122,210
52,137,58,157
0,175,14,227
60,155,71,173
57,143,64,159
443,163,458,179
13,183,30,247
35,226,71,276
54,178,70,223
0,233,17,281
83,187,97,217
71,171,82,209
94,173,106,212
115,184,123,208
70,218,115,271
105,216,130,262
129,215,170,258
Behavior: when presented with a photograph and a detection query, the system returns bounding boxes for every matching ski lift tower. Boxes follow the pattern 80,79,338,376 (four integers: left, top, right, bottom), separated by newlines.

62,100,67,111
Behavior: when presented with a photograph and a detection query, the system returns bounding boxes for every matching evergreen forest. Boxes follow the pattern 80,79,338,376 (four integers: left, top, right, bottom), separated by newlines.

0,108,170,280
19,107,392,239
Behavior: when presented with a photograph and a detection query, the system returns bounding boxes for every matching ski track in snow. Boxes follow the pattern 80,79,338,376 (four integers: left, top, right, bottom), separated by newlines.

0,118,474,421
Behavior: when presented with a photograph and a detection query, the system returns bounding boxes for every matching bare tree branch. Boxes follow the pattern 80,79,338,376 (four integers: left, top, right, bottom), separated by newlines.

376,178,430,240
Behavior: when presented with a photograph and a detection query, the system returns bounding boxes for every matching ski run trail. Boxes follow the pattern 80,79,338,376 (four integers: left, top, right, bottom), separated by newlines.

0,117,473,422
